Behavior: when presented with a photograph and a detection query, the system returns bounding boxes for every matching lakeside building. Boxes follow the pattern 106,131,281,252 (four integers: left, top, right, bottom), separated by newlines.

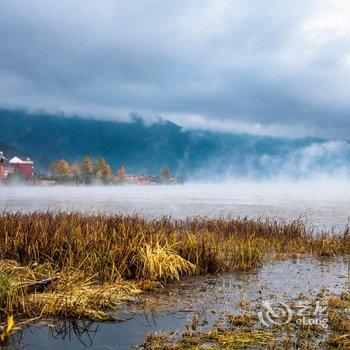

9,157,34,180
124,174,160,185
0,151,34,181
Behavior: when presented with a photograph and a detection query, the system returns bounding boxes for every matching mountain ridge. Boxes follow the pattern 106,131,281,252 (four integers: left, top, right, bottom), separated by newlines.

0,109,337,178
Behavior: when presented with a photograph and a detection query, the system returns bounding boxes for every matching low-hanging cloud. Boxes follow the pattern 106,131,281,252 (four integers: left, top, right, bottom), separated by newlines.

259,141,350,178
1,0,350,138
191,140,350,180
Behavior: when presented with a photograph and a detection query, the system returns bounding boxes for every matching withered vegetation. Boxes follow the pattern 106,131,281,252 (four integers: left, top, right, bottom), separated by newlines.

0,212,349,322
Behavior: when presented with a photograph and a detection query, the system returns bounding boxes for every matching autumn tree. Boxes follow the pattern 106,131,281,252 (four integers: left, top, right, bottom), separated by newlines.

51,156,116,184
92,157,106,179
51,159,70,183
90,157,114,183
81,156,92,184
69,161,81,182
101,163,113,182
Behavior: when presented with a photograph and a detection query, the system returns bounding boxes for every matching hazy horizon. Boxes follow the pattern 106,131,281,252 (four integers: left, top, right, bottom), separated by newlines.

2,178,350,230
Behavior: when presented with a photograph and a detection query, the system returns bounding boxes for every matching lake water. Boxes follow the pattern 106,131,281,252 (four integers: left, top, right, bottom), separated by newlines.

1,179,350,230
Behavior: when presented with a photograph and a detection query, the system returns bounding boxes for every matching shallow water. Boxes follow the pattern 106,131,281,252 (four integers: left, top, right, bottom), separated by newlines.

5,258,349,349
1,180,350,230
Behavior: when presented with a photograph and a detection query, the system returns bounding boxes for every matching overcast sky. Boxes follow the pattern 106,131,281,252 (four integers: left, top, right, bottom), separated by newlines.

1,0,350,138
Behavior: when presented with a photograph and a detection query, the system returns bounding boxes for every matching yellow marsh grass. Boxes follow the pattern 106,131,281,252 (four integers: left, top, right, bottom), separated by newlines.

226,313,255,327
0,212,350,320
0,212,349,280
0,260,141,320
28,279,140,321
133,242,195,281
0,315,17,342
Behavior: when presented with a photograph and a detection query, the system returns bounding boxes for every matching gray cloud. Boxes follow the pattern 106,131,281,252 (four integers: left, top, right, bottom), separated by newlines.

0,0,350,138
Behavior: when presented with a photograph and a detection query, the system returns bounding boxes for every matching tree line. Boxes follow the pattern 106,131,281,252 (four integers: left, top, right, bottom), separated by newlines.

50,156,177,184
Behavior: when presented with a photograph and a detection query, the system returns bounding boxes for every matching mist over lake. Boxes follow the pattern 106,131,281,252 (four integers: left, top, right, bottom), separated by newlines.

2,179,350,230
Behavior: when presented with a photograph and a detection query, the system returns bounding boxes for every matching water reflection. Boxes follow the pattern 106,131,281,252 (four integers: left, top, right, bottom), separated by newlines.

8,312,191,350
0,332,25,350
1,321,100,350
48,321,100,347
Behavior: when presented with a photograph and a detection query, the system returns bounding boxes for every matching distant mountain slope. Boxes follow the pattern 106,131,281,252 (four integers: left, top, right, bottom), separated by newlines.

0,139,23,158
0,109,193,174
0,109,343,178
0,138,52,171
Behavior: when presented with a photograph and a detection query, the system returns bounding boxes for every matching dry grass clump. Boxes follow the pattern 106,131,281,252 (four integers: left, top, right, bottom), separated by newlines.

0,260,54,315
143,328,273,349
0,261,141,321
325,291,350,349
327,291,350,310
328,311,350,348
226,313,255,327
143,332,173,350
28,277,140,321
0,212,349,321
207,329,273,349
133,242,195,281
329,333,350,349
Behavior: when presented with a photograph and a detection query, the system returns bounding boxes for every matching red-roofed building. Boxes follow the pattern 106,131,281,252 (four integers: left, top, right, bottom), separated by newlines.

9,156,34,180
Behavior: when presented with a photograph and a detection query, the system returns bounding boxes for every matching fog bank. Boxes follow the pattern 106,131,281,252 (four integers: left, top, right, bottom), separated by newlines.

1,178,350,230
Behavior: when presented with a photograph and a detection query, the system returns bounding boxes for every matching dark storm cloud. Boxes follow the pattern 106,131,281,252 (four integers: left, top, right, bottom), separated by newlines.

0,0,350,138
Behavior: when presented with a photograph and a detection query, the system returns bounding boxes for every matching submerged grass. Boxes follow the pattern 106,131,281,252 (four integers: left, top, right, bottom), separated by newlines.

0,212,349,321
